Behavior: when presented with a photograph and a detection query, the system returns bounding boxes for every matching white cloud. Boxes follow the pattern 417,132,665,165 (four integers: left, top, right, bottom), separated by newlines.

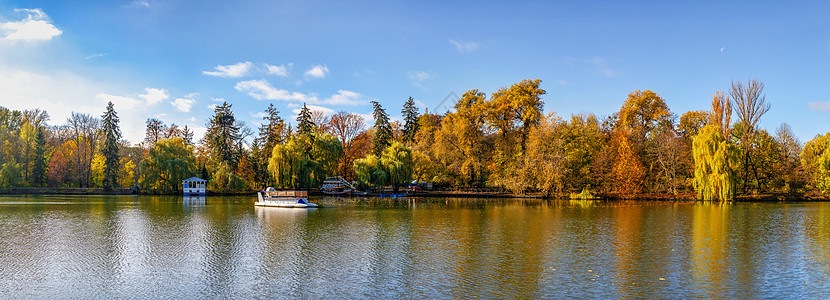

0,65,164,144
1,9,62,41
291,104,335,119
323,90,362,105
85,53,108,60
265,63,291,77
808,101,830,113
130,0,150,8
202,61,254,78
207,104,218,110
304,64,329,79
210,97,225,102
408,70,435,89
449,39,479,53
97,93,141,110
172,97,195,112
138,87,169,105
235,79,317,102
589,57,617,78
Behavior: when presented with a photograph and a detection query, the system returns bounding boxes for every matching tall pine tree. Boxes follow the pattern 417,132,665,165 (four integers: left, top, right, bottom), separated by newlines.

30,126,48,187
101,101,122,191
401,97,420,143
203,102,241,169
371,101,392,156
296,103,315,136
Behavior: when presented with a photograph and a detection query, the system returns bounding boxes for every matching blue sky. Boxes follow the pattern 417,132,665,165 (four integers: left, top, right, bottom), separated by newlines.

1,0,829,144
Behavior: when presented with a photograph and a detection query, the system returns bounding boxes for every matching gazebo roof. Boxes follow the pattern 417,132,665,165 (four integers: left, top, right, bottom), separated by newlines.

182,177,206,182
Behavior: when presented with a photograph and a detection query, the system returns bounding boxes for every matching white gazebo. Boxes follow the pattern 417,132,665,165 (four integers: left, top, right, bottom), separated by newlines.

182,177,207,196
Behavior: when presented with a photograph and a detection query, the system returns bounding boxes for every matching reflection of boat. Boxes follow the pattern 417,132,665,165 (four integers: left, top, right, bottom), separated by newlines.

256,187,318,208
320,176,356,195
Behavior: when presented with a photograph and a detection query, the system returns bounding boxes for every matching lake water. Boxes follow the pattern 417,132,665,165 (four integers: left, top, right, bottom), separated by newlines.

0,195,828,298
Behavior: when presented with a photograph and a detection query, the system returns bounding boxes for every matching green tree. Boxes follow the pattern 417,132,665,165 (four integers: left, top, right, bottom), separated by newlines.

203,102,242,169
381,141,414,187
101,101,122,190
208,162,248,193
138,138,196,194
561,113,603,193
353,141,413,189
401,97,420,143
30,126,48,187
801,133,830,194
268,133,343,188
296,103,315,137
371,101,392,156
353,155,387,188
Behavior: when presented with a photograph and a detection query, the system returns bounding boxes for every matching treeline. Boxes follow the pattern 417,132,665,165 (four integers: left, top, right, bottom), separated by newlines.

1,78,829,199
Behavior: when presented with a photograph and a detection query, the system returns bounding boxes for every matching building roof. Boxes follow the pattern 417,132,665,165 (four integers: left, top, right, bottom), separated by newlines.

182,177,206,182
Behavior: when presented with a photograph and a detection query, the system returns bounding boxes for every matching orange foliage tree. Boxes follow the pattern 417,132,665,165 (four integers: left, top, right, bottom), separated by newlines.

612,130,645,195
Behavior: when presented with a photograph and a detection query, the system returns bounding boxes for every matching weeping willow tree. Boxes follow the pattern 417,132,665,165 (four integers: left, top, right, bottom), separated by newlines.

353,155,387,188
801,133,830,194
138,137,196,194
208,162,248,193
353,141,413,189
692,125,740,201
268,133,343,188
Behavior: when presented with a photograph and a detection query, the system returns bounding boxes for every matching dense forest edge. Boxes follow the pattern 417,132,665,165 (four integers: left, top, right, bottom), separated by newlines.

2,78,829,201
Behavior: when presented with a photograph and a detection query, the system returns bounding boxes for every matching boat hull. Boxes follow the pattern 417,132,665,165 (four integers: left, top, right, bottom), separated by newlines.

255,201,318,208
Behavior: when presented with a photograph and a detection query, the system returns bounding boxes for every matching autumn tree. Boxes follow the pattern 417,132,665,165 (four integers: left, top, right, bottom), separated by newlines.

66,112,100,187
101,102,122,191
731,79,770,193
521,113,566,196
327,111,366,180
371,101,392,156
486,79,546,173
436,90,488,187
679,110,709,138
411,111,444,183
612,130,646,195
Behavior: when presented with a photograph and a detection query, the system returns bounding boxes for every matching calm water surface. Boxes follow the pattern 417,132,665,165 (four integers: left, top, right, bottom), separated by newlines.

0,195,828,298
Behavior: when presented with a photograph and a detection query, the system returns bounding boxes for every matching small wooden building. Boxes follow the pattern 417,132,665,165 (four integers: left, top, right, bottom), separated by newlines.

182,177,207,196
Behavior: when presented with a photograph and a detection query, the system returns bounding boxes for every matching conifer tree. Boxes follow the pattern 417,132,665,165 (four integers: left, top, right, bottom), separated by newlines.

30,126,48,187
296,103,315,136
101,101,122,191
401,97,420,143
371,100,392,156
203,102,241,168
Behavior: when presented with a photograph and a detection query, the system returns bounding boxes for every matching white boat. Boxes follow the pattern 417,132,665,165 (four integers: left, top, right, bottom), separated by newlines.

255,188,318,208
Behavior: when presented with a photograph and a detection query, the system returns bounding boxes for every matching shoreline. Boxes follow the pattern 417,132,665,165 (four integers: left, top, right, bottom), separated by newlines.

1,187,826,202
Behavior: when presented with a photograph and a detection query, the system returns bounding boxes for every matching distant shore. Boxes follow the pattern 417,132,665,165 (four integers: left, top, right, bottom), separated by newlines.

0,187,825,201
